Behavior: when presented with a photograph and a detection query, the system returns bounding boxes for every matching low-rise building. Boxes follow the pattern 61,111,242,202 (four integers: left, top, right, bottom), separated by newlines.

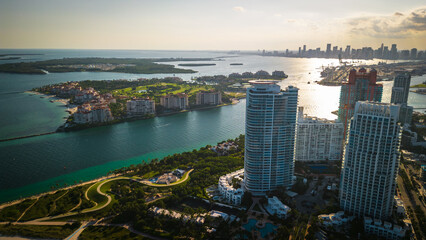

218,169,244,205
318,211,354,226
295,107,344,161
242,72,254,78
272,70,287,78
126,98,155,116
254,70,269,77
160,93,189,110
364,217,406,240
211,141,238,155
196,91,222,106
267,196,291,219
394,196,405,215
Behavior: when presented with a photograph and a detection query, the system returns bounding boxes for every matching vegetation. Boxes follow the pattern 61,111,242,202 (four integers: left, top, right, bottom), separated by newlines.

410,81,426,88
0,57,205,74
0,199,36,222
0,223,79,239
19,190,67,221
79,226,147,240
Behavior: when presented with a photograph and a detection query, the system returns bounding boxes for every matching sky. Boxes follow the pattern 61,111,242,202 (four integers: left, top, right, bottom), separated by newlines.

0,0,425,51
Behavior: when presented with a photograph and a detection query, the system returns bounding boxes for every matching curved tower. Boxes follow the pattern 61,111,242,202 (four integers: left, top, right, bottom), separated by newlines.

244,81,298,196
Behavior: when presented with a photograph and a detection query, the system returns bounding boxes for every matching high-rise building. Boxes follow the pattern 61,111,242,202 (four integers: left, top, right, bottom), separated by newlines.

410,48,418,59
391,73,411,104
338,68,383,136
244,81,298,196
295,107,344,161
196,91,222,105
339,102,402,220
390,44,398,60
391,72,413,125
326,43,332,57
160,93,189,110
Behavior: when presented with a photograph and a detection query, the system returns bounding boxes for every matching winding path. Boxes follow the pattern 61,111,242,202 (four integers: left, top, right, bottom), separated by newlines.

139,169,193,187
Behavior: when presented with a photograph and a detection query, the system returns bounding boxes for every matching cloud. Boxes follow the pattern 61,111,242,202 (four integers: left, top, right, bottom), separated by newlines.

346,7,426,38
233,6,245,13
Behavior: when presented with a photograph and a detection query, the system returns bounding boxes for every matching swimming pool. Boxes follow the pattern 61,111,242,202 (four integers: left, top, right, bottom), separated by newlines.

242,219,278,238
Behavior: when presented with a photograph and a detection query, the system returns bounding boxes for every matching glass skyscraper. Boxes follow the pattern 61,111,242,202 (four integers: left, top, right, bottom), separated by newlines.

244,80,298,196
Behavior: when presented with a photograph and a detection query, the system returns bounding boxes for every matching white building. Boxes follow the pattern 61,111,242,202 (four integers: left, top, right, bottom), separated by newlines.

339,102,402,220
126,98,155,116
318,211,354,226
244,81,298,196
267,196,291,219
295,107,344,161
364,217,406,240
218,169,244,205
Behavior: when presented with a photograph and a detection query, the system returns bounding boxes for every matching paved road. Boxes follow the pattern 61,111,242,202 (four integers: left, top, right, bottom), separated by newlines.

64,221,95,240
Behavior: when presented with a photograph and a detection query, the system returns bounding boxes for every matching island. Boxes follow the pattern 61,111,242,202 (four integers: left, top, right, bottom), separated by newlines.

30,76,247,133
0,57,217,74
178,63,216,67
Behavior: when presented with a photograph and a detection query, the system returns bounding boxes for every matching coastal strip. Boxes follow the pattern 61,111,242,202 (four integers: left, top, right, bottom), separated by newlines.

0,132,57,143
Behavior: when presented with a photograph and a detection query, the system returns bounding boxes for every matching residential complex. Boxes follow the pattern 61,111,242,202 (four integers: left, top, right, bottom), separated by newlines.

338,68,383,136
244,80,298,196
74,102,114,124
364,217,406,240
196,91,222,105
75,87,99,103
339,102,402,220
391,72,413,125
160,93,189,110
217,169,244,205
126,98,155,116
295,107,344,161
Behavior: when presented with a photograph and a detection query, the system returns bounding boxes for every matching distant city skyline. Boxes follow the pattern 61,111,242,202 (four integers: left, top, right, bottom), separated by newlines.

0,0,425,50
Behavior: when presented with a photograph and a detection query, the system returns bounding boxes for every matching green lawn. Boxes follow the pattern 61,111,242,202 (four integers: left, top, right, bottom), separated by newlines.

0,224,79,239
86,182,108,208
112,82,214,99
79,226,147,240
411,83,426,88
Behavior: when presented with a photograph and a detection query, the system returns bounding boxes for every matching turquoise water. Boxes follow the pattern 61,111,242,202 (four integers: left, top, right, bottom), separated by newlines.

0,101,245,202
0,49,425,203
242,219,278,238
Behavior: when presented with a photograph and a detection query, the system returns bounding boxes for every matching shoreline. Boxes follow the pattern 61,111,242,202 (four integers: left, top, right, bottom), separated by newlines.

0,94,242,143
0,172,124,210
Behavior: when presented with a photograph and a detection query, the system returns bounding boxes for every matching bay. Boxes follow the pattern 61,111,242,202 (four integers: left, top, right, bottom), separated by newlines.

0,49,424,203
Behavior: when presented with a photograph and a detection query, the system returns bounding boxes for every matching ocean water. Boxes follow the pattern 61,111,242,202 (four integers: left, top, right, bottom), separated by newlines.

0,49,424,203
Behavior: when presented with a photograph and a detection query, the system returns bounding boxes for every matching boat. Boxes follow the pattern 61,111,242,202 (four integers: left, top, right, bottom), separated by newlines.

307,82,311,84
